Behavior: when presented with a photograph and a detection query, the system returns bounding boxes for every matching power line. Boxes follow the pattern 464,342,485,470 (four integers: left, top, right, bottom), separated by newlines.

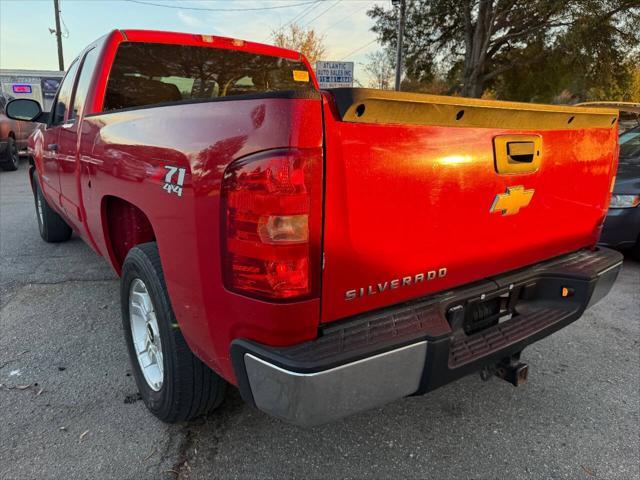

303,0,342,27
263,0,321,42
284,0,322,27
320,1,369,34
59,0,70,39
59,15,70,38
125,0,316,12
339,38,377,60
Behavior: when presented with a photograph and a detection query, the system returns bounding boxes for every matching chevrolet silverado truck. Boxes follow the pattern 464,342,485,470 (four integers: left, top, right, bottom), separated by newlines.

6,30,623,427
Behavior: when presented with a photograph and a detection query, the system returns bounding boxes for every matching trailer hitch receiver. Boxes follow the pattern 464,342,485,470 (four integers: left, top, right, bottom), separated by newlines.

495,355,529,387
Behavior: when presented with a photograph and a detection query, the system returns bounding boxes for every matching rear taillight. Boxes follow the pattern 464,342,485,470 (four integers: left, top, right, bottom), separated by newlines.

221,148,322,300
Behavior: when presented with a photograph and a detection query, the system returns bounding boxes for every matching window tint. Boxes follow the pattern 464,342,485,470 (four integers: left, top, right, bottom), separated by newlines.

103,42,313,112
72,48,99,119
52,60,80,125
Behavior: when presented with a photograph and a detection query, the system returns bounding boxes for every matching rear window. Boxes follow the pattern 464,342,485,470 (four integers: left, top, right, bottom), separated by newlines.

103,42,313,112
619,126,640,160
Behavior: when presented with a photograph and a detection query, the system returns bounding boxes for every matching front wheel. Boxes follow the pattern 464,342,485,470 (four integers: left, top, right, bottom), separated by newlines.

0,137,19,171
121,242,226,422
32,172,72,242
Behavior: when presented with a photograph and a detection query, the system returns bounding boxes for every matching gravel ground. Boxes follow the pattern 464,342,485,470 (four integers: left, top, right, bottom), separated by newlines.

1,160,639,480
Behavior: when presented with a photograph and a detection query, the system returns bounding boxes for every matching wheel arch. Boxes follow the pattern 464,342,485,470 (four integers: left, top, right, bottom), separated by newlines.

101,195,156,275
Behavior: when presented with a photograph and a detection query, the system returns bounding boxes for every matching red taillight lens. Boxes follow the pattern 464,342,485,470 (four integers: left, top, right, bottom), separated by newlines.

221,148,322,300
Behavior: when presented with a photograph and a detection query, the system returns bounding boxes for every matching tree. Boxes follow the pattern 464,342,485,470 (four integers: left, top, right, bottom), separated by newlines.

368,0,640,99
631,65,640,102
271,23,327,65
496,2,639,102
364,50,395,89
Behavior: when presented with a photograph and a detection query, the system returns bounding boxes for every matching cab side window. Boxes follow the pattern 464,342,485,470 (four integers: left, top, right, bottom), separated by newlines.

72,48,99,119
52,60,80,125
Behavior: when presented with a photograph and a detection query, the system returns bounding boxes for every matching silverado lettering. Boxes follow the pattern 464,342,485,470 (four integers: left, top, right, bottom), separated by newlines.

345,267,448,301
6,29,622,427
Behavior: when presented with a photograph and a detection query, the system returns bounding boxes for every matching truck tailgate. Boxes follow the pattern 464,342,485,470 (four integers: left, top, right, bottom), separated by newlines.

320,89,619,322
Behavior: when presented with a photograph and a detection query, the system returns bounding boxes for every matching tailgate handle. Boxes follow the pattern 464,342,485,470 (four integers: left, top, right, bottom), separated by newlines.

494,135,541,174
507,142,534,163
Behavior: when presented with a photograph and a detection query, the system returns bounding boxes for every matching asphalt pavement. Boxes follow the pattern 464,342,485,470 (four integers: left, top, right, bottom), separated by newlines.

1,160,639,480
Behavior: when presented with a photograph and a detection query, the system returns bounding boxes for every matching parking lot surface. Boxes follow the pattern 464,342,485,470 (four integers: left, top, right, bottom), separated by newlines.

1,161,639,480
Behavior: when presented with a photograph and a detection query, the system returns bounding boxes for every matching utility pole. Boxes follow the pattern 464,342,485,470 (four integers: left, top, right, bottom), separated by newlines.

53,0,64,71
392,0,405,91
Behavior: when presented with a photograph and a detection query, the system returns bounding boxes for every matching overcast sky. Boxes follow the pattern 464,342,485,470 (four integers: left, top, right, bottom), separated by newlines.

0,0,389,85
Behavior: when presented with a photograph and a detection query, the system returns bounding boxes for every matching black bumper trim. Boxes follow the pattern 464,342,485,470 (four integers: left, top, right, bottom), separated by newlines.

231,247,623,413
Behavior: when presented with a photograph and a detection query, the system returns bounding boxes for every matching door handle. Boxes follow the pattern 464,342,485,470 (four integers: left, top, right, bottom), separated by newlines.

494,135,541,174
47,144,58,152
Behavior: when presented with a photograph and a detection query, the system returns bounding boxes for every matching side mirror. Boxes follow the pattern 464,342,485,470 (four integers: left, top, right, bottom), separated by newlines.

5,99,44,122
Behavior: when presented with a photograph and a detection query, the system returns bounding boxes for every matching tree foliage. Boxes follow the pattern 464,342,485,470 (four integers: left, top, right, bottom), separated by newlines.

364,50,395,89
369,0,640,100
631,64,640,101
271,23,327,66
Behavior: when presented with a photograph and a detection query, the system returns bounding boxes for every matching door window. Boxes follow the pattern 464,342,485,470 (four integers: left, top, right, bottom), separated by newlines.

71,48,99,119
51,60,80,125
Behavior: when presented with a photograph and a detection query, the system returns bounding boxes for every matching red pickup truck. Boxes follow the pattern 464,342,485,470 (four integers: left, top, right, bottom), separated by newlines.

6,30,623,427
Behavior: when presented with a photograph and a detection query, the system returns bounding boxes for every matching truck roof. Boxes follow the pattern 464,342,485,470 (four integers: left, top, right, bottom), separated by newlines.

117,29,304,62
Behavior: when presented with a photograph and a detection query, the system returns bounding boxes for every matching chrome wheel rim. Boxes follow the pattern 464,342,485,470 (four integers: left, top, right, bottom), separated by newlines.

129,278,164,391
36,192,44,225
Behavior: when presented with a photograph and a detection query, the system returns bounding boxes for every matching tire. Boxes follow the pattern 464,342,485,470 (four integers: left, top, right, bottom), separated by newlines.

121,242,226,422
0,137,20,171
32,172,73,242
631,237,640,261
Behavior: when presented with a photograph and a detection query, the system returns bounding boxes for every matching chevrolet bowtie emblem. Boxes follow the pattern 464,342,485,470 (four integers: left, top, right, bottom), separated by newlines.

490,186,535,216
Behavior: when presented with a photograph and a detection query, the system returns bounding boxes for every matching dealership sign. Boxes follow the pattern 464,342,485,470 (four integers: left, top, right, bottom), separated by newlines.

315,61,354,88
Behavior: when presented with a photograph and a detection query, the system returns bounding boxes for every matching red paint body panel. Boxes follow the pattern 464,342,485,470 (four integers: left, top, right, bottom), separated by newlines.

80,98,324,380
30,30,324,384
320,94,618,321
27,29,619,387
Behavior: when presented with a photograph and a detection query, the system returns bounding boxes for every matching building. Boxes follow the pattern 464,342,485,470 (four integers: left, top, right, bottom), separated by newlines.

0,69,64,112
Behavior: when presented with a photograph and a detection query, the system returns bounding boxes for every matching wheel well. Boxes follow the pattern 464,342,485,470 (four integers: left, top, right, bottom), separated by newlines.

102,196,155,273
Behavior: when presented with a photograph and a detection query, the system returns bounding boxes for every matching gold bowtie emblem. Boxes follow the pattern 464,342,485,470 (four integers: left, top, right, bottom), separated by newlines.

490,186,535,216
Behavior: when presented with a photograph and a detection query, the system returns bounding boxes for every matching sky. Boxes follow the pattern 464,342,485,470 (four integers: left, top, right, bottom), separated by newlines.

0,0,390,85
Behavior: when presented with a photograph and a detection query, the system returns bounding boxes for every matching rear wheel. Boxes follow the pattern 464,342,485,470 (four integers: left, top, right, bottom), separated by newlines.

0,137,19,171
32,172,72,242
121,242,226,422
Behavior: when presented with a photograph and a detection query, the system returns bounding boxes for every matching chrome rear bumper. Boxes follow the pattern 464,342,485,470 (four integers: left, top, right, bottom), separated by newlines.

232,248,622,427
243,342,427,427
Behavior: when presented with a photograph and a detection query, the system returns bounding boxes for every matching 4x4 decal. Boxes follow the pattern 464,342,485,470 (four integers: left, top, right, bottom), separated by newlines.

162,166,186,197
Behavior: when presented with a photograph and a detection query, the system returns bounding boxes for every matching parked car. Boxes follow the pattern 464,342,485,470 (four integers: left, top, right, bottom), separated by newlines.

600,124,640,258
0,92,37,171
6,29,623,427
577,103,640,259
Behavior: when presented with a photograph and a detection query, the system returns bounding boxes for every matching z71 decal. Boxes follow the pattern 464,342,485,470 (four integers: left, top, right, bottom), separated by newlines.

163,166,186,197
